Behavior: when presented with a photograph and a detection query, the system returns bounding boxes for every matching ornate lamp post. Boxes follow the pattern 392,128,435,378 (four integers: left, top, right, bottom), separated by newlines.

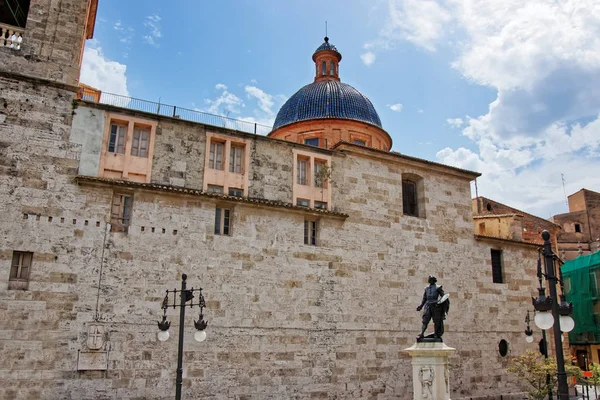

157,274,208,400
531,231,575,400
525,310,553,400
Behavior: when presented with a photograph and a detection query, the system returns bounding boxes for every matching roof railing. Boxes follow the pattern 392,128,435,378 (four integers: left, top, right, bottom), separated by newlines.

77,90,273,136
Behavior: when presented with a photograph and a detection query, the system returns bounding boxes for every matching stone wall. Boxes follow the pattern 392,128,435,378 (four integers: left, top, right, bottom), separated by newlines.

0,85,540,400
0,0,91,86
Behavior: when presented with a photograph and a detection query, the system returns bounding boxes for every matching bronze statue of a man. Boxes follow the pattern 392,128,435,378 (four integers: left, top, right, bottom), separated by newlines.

416,276,450,341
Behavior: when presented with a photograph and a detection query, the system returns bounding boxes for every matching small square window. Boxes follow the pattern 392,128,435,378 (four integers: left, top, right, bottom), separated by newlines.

215,207,231,236
228,188,243,197
297,198,310,207
575,224,582,233
9,251,32,290
304,220,317,246
314,201,327,210
207,185,224,194
110,194,133,232
304,138,319,147
491,249,503,283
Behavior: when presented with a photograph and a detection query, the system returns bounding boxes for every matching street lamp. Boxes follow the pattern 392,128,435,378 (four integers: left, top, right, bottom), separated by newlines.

531,231,574,400
525,310,553,399
157,274,208,400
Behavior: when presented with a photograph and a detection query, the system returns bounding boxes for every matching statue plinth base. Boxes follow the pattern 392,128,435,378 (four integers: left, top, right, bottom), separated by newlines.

404,341,455,400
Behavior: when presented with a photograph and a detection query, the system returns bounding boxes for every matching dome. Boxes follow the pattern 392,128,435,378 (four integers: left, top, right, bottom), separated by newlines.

313,37,340,55
272,80,382,130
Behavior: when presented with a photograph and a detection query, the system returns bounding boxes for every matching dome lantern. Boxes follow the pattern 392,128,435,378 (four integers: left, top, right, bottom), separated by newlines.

312,37,342,83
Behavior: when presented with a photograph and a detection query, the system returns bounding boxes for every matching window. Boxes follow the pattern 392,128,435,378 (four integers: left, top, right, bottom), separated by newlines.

322,61,326,75
402,180,418,217
131,127,150,157
228,188,243,197
111,194,133,232
575,223,582,233
491,249,503,283
229,145,244,173
304,220,317,245
209,141,225,170
304,138,319,147
353,139,366,146
314,201,327,210
9,251,32,290
297,198,310,207
297,158,308,185
498,339,509,357
314,161,328,188
207,185,224,194
215,208,231,236
108,124,127,154
330,61,335,75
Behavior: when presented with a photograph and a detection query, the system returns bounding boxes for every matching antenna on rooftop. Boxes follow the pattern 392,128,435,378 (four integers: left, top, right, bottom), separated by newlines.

561,173,568,210
325,21,328,38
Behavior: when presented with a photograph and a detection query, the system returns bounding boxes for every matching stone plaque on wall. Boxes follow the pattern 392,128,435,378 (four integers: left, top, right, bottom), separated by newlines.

77,350,108,371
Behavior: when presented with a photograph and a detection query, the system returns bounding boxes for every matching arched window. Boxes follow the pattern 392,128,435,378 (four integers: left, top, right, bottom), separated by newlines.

322,61,326,76
330,61,335,75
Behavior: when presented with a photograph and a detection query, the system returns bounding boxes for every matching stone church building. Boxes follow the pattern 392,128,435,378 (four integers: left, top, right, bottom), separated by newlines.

1,1,546,399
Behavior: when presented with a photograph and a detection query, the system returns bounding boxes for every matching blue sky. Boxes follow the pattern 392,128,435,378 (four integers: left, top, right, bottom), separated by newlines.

81,0,600,219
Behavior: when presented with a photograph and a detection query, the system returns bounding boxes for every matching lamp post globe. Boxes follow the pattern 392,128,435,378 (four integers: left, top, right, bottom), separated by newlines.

526,335,534,343
194,330,207,343
559,315,575,333
157,330,170,342
534,311,554,330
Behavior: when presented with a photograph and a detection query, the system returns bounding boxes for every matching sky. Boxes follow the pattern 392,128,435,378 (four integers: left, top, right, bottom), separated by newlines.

80,0,600,219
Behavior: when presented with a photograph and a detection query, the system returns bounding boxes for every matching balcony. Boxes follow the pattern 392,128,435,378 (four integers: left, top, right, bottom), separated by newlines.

76,88,274,136
0,23,23,50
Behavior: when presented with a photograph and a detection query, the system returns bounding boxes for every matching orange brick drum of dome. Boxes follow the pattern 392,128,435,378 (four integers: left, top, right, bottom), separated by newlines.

268,37,393,151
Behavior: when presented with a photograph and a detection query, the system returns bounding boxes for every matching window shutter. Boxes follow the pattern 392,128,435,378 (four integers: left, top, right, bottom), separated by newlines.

491,250,503,283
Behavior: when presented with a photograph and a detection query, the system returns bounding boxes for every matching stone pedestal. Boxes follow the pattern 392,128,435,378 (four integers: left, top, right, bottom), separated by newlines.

404,341,456,400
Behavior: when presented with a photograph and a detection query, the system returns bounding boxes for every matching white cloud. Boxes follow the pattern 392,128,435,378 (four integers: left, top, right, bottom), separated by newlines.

80,43,129,97
361,51,376,66
203,90,244,115
446,118,464,128
143,14,162,47
245,86,275,115
200,83,287,130
365,0,452,54
368,0,600,216
417,109,424,113
387,103,403,112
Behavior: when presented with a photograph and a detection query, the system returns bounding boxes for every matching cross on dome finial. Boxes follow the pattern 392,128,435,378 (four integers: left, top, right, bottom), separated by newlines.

324,36,329,43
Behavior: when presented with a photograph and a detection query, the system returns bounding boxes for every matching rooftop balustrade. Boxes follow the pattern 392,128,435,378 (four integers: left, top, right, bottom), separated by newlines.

0,23,23,50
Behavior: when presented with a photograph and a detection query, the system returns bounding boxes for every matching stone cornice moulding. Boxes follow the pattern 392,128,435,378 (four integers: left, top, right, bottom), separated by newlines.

75,175,349,219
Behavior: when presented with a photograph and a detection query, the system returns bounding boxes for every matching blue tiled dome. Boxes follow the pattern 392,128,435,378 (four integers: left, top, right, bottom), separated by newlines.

272,80,382,130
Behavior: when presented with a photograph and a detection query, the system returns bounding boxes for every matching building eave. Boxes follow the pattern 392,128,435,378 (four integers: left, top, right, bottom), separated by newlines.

332,141,481,181
75,176,349,219
474,234,542,248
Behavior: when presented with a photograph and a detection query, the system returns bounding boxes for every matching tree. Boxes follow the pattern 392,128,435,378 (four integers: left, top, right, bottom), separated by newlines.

508,351,581,400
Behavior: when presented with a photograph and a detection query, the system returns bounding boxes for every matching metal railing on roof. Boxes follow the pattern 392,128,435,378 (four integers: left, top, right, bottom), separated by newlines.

82,91,273,136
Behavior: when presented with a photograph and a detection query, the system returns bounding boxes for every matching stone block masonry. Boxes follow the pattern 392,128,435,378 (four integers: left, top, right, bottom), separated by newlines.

0,94,537,399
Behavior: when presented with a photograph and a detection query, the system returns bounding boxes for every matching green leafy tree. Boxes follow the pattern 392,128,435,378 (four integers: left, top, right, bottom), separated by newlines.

508,351,581,400
588,363,600,399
